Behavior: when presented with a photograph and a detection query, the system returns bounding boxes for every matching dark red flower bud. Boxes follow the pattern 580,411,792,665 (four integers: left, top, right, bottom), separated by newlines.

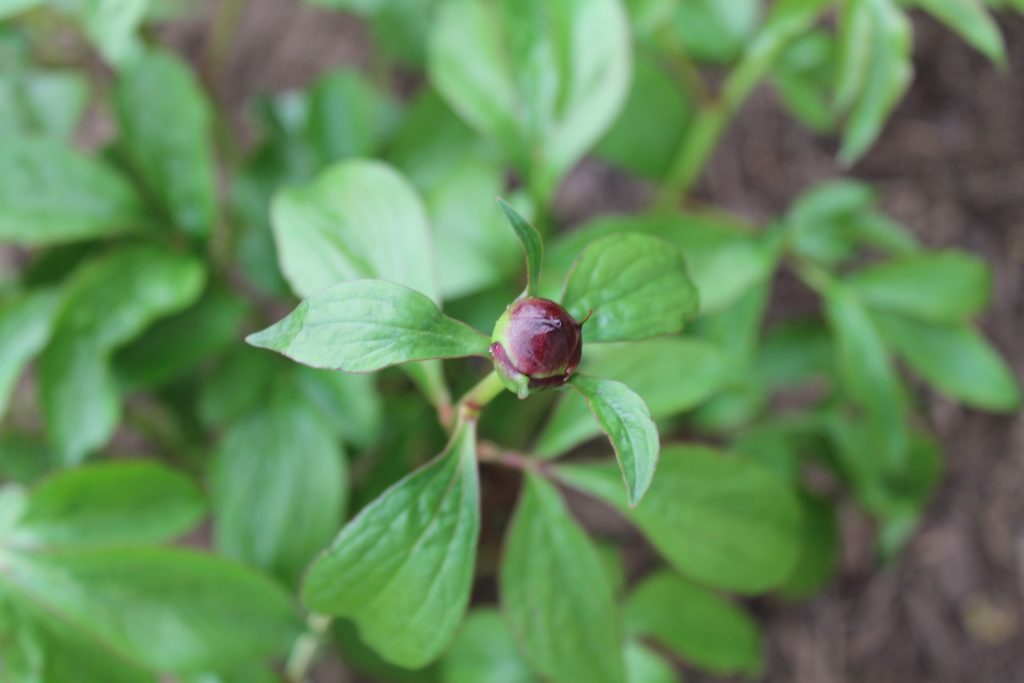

490,297,583,398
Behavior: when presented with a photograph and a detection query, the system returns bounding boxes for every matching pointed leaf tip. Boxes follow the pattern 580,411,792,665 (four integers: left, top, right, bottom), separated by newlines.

242,280,490,372
497,198,543,297
571,374,659,507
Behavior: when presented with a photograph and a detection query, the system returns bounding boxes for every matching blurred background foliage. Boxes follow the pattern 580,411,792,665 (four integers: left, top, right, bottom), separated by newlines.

0,0,1022,681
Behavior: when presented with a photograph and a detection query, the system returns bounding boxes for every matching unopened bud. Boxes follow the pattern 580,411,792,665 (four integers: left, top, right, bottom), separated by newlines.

490,297,583,398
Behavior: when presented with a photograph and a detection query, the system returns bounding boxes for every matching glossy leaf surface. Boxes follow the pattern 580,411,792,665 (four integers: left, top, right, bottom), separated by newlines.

501,474,626,683
302,422,480,667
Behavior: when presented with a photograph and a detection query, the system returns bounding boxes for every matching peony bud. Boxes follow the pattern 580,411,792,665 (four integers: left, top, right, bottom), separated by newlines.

490,297,583,398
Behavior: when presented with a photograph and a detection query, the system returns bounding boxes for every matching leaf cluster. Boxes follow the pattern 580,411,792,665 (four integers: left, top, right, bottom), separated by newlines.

0,0,1020,680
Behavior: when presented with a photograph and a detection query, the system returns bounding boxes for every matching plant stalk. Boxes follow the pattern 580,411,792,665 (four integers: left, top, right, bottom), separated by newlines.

656,26,713,106
477,440,546,473
656,50,770,209
656,1,833,208
203,0,249,89
791,257,835,295
285,613,332,683
455,371,507,424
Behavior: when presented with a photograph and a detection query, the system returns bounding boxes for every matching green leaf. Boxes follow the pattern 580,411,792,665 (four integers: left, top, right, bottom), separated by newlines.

570,374,659,507
679,222,781,314
846,251,990,323
622,0,676,37
269,159,451,403
0,486,28,542
543,212,777,313
875,312,1020,411
39,345,120,466
388,87,488,191
913,0,1006,65
498,198,543,297
181,665,281,683
730,425,803,486
501,474,626,683
331,618,439,683
247,279,490,372
308,0,439,66
778,493,839,599
827,420,942,555
271,159,439,301
302,421,480,668
687,283,772,431
429,0,632,201
671,0,762,64
595,542,628,596
0,594,154,683
785,180,918,265
307,68,400,162
386,90,516,300
441,608,538,683
198,346,279,428
115,48,216,239
428,160,521,300
46,247,207,350
0,0,43,20
786,180,872,263
692,278,769,367
824,283,907,464
755,319,834,390
876,434,943,556
113,286,248,390
985,0,1024,10
0,434,53,484
230,170,290,299
0,137,143,246
349,398,450,510
2,547,300,673
835,0,913,164
292,366,383,450
771,30,839,134
75,0,151,67
596,51,694,179
368,0,441,66
39,247,206,464
11,461,203,548
0,289,59,417
561,233,698,342
211,397,348,584
623,641,677,683
0,68,90,140
536,339,729,457
626,571,762,676
558,445,801,593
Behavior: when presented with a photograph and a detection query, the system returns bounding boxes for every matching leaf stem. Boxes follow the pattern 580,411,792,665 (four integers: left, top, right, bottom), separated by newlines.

656,103,731,209
477,440,547,473
656,48,771,209
454,371,507,425
202,0,250,271
285,613,332,683
656,1,833,208
203,0,249,89
791,256,835,295
656,27,713,106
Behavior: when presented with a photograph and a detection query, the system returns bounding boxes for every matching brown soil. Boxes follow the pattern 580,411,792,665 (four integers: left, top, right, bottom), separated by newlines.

164,3,1024,682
